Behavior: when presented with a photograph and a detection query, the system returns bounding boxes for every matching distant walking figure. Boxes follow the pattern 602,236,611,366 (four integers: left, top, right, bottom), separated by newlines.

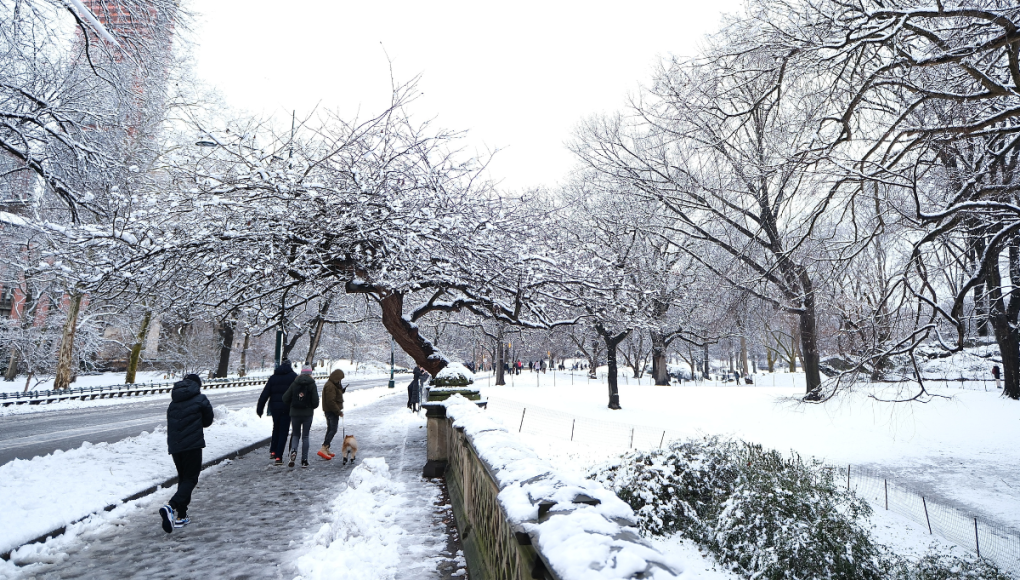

992,365,1002,389
160,374,214,533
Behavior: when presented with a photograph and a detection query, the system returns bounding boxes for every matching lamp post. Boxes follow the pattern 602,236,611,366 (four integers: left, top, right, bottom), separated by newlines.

388,337,395,388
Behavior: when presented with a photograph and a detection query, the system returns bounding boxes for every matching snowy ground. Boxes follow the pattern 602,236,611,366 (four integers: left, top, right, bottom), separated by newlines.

0,386,395,559
476,369,1020,567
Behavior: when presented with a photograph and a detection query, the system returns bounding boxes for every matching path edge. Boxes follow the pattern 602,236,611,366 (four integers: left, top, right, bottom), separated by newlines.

0,436,271,561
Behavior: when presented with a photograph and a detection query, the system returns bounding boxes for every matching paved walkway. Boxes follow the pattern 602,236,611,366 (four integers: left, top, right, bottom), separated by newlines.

15,394,466,579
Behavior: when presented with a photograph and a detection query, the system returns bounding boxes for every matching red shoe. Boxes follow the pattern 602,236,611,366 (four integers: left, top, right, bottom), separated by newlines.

317,446,333,460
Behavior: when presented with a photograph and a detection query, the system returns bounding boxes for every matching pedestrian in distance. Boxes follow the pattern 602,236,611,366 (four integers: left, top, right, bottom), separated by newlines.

283,365,319,468
318,369,346,460
992,364,1002,389
408,365,425,412
257,359,297,466
160,374,214,534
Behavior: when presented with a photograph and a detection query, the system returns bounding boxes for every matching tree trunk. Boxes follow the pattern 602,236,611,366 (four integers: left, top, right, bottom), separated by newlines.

238,332,250,377
650,330,669,385
987,236,1020,400
215,319,235,378
595,322,629,410
53,292,83,390
280,329,304,362
377,291,447,376
304,300,331,365
4,350,19,382
494,331,506,386
125,310,152,384
799,286,823,397
703,342,709,377
766,345,775,372
740,334,749,376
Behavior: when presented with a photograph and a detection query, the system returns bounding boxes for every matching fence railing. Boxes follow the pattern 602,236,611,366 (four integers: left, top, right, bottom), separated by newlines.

484,396,1020,577
0,372,330,407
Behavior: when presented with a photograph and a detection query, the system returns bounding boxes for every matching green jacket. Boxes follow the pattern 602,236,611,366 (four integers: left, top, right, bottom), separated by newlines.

282,374,319,418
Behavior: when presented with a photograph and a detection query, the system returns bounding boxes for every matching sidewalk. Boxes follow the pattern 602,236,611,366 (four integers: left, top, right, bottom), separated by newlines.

11,394,466,579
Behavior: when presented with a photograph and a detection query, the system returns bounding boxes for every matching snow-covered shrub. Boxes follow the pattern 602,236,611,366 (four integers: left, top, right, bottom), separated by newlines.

590,437,1013,579
880,552,1011,580
590,436,882,579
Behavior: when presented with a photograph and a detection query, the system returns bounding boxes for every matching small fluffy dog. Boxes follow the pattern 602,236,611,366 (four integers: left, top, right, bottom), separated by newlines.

341,435,358,465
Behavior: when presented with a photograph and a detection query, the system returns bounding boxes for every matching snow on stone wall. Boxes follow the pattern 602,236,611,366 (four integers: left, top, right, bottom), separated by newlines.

442,395,684,580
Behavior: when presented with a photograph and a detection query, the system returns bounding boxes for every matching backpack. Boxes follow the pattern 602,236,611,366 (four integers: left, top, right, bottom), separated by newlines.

292,380,312,409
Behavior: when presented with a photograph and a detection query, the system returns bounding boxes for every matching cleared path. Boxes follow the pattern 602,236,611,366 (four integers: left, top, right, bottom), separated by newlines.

11,394,465,579
0,377,391,466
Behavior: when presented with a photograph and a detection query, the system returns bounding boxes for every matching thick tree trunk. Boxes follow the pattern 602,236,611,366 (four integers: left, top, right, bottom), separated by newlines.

799,289,823,397
215,320,235,378
494,329,506,386
280,330,304,362
238,332,250,377
125,310,152,384
378,291,447,377
53,292,83,390
650,330,669,385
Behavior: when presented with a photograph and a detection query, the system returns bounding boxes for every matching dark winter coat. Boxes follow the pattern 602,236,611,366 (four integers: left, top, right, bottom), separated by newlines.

166,376,214,455
408,367,426,404
257,364,298,418
322,369,346,415
282,374,319,418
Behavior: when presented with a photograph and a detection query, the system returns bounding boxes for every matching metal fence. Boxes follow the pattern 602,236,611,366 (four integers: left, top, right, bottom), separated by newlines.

485,396,1020,577
0,372,330,407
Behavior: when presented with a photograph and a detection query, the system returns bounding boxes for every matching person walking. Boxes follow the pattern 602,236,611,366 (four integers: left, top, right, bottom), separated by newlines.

159,374,214,533
993,364,1002,389
283,365,319,468
318,369,346,460
257,359,297,466
408,365,425,412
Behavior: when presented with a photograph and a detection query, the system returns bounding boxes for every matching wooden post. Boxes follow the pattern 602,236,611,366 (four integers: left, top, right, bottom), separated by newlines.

884,479,888,510
974,518,980,557
630,428,635,449
570,419,575,441
660,431,666,449
519,408,526,433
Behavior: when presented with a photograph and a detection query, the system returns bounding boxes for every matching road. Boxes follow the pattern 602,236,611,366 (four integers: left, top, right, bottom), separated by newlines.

0,376,392,466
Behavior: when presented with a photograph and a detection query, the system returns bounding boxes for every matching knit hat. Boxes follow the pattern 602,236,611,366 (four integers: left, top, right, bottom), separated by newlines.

301,365,313,374
183,373,202,387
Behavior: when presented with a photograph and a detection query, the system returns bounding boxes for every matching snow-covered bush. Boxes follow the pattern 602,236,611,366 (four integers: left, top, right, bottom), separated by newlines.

591,437,881,579
589,437,1011,580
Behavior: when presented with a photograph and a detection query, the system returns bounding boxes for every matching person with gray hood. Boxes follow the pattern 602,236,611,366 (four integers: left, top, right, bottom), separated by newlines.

282,365,319,467
159,374,214,533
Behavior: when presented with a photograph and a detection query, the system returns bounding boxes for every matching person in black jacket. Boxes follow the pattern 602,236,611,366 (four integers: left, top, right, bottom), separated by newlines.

257,360,297,465
159,374,214,534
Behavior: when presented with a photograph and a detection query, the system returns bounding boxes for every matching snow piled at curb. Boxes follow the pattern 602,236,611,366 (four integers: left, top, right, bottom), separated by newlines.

294,458,410,579
443,395,685,580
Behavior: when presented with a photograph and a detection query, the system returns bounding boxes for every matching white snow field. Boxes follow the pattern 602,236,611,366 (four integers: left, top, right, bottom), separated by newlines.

0,386,395,559
476,369,1020,569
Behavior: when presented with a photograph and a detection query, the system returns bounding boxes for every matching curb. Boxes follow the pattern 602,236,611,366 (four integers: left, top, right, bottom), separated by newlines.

0,436,271,562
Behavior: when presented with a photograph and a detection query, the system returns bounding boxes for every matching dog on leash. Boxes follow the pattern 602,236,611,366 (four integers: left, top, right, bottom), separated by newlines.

341,435,358,465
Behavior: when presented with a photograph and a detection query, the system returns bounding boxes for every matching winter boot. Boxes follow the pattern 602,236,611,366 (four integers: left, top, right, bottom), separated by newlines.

288,450,297,468
301,459,309,468
317,445,332,460
274,457,283,467
327,445,336,458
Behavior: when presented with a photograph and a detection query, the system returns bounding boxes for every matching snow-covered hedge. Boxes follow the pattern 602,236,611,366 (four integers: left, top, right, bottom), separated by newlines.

589,437,1009,580
443,395,682,580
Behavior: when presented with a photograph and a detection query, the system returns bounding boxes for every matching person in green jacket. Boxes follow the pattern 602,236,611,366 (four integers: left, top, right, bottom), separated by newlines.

282,365,319,467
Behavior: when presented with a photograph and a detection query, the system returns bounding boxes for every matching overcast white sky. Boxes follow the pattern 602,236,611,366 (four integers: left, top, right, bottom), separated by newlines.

190,1,743,192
